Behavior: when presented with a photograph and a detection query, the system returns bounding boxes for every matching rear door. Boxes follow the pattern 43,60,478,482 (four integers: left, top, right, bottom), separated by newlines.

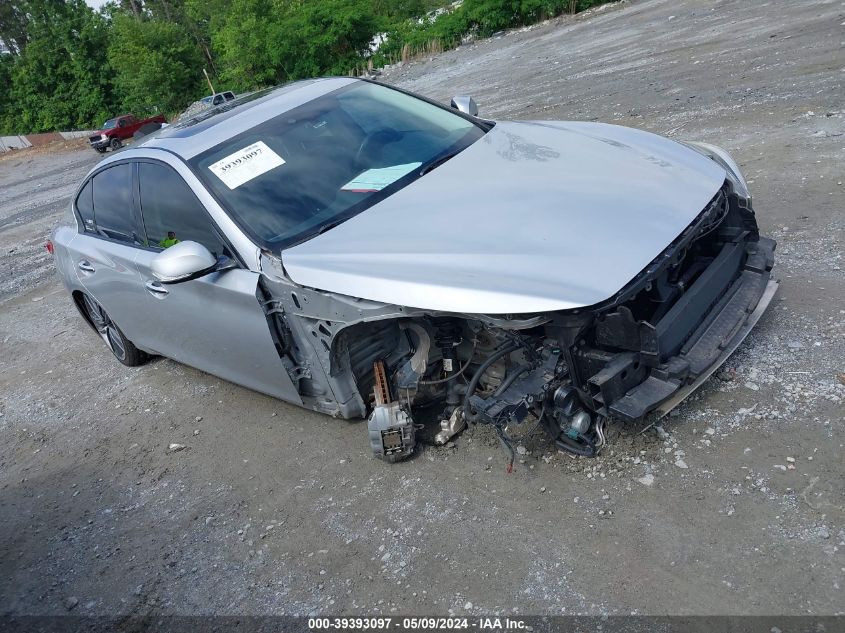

131,159,301,403
66,162,150,342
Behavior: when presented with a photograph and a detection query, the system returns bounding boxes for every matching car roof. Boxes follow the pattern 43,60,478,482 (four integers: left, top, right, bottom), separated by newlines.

136,77,357,160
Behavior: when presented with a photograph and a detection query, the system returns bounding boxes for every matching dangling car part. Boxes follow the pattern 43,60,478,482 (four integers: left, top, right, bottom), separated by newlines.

49,77,777,466
368,360,416,462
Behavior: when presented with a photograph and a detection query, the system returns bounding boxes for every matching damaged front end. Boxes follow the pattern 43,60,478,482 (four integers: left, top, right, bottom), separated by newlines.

260,179,775,464
540,179,777,451
362,179,776,462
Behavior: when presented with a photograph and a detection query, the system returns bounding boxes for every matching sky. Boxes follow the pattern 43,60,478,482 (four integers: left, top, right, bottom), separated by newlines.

85,0,109,10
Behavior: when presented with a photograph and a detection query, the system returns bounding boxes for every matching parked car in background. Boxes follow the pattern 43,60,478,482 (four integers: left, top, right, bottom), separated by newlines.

54,78,776,466
89,114,167,153
201,91,236,107
176,91,239,123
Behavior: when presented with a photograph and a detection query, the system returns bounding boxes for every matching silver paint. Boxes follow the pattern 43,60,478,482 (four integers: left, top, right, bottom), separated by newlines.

134,248,303,403
50,77,757,424
282,119,727,313
450,95,479,116
150,240,217,282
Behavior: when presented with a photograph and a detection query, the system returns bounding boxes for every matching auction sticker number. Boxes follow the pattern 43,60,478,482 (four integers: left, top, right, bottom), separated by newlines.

308,617,393,629
308,618,470,630
208,141,285,189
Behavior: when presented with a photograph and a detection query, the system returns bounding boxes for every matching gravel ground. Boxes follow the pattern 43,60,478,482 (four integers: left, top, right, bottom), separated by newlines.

0,139,99,302
1,0,843,618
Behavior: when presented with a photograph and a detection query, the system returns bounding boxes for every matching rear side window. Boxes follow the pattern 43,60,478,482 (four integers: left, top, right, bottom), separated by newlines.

92,164,137,243
138,162,225,256
75,180,95,232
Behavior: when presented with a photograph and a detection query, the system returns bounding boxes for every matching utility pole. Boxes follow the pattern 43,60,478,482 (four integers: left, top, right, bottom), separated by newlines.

202,68,215,95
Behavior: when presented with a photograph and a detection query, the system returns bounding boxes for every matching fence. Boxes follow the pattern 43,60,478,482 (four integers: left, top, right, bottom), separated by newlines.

0,130,94,153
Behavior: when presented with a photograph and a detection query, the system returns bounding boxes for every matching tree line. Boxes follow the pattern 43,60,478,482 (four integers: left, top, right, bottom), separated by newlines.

0,0,609,134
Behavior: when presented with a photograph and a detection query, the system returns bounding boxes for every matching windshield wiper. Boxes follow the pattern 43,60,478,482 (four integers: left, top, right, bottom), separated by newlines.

419,148,463,176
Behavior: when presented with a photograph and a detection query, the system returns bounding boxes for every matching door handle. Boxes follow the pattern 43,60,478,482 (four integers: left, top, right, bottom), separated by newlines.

145,280,169,295
78,260,95,273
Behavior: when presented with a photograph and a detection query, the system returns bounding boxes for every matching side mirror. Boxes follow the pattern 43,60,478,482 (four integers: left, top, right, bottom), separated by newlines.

151,240,218,284
450,96,478,117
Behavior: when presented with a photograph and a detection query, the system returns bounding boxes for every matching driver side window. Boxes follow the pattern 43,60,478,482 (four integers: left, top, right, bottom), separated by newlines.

137,162,226,256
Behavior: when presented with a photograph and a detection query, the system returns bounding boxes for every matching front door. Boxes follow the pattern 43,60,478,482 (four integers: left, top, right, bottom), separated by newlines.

130,160,301,404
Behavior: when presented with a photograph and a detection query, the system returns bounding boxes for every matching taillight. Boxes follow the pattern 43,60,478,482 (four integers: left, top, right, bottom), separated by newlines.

45,240,54,255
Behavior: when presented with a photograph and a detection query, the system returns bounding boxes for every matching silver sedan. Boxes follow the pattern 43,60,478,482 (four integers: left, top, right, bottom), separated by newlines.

50,78,777,463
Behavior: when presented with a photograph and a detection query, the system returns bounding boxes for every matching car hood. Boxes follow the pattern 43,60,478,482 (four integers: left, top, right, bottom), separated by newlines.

282,120,727,314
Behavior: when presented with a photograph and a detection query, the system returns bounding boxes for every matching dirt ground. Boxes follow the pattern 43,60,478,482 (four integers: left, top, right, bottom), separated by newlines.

1,0,843,618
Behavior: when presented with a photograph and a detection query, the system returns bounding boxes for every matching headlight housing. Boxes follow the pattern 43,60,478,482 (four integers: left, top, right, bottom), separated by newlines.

682,141,750,199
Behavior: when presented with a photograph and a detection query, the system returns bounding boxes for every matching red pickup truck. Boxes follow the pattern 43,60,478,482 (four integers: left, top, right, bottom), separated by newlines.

88,113,167,153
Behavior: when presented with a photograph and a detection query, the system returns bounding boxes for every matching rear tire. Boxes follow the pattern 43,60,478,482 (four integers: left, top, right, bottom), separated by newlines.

110,137,122,151
80,293,146,366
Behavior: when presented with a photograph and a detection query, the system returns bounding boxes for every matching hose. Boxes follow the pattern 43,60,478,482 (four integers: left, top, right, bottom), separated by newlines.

555,431,597,458
418,340,478,386
461,343,518,423
493,364,530,397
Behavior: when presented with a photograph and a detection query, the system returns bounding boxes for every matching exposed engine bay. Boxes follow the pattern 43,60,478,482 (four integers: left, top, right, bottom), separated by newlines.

260,179,775,464
360,316,605,464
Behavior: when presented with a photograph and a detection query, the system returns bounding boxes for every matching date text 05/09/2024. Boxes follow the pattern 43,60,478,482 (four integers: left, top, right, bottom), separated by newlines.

308,617,528,631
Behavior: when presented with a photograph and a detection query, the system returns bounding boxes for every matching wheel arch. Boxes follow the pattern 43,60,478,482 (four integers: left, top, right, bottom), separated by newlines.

71,289,99,334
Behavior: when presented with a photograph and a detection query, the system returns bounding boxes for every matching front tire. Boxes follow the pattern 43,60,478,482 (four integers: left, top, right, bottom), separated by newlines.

81,294,146,366
110,137,122,151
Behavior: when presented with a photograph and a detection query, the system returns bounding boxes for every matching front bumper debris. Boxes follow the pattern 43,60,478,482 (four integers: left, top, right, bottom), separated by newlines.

596,236,777,421
655,277,778,418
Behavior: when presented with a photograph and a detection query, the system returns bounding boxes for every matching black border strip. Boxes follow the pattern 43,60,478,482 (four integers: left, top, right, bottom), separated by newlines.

3,616,842,633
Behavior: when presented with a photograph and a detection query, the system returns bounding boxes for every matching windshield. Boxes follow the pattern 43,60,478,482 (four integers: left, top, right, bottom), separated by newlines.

103,118,118,129
190,81,486,250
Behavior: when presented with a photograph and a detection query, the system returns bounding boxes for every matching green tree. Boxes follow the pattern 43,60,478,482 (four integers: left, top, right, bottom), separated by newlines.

0,54,16,132
213,0,378,88
213,0,278,89
1,0,614,135
277,0,380,78
372,0,424,21
6,0,116,132
146,0,220,77
107,14,204,115
0,0,29,54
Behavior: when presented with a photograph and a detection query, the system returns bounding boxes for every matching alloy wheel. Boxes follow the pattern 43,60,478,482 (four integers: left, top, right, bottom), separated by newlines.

82,295,127,361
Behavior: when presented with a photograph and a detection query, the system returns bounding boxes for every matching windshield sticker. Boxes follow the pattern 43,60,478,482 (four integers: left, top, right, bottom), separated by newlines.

208,141,285,189
341,162,421,193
